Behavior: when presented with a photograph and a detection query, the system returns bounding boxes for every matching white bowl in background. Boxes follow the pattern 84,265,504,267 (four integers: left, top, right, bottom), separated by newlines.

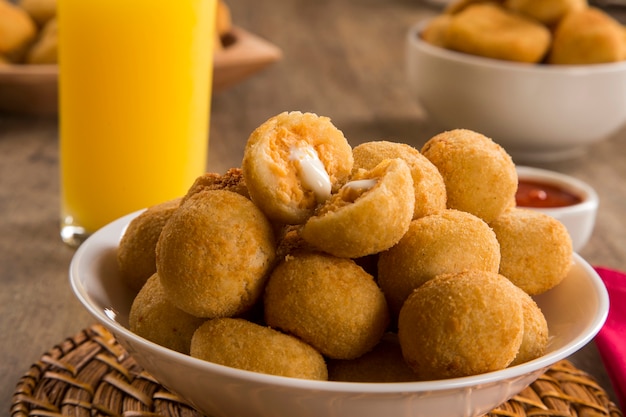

516,166,599,252
406,21,626,163
69,210,608,417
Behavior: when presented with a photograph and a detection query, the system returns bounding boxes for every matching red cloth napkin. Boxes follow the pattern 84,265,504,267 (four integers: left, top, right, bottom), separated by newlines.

594,267,626,411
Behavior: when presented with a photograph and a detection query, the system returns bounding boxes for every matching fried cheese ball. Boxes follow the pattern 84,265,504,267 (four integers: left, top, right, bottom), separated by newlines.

156,190,276,318
264,252,389,360
129,274,205,354
510,285,549,366
242,111,353,225
181,167,249,204
445,3,551,63
117,198,181,293
300,158,414,258
190,318,328,380
378,209,501,317
504,0,587,27
490,207,572,295
328,337,418,382
398,270,524,380
548,7,626,65
421,129,517,223
351,141,446,219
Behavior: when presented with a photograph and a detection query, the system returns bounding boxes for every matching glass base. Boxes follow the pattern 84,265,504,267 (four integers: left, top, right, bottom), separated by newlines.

60,221,90,248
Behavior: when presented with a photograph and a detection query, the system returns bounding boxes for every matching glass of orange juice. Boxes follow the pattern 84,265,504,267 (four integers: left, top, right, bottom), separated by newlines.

58,0,216,247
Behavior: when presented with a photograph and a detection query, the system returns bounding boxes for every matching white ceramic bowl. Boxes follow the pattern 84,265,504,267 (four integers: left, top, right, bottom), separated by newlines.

406,21,626,163
516,166,599,252
69,211,609,417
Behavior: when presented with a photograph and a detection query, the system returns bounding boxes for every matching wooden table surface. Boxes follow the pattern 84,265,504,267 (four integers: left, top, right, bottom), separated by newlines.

2,0,625,412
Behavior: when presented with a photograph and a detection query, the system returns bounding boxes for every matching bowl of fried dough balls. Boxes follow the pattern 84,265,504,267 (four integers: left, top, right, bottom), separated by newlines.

70,111,609,417
408,0,626,163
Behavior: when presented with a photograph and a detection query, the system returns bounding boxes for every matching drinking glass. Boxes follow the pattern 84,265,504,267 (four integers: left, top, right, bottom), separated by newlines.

58,0,216,247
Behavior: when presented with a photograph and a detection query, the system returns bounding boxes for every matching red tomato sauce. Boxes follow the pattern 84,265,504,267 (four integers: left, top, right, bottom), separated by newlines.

516,179,583,208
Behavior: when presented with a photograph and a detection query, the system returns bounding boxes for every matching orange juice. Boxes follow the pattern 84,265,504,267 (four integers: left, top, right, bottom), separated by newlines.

58,0,216,246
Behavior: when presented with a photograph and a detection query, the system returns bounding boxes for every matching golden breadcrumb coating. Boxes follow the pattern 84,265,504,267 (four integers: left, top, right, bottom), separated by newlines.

548,7,626,65
510,285,549,366
117,198,181,292
398,270,524,380
182,168,249,204
490,207,572,295
129,274,205,354
264,251,389,360
504,0,587,27
156,190,276,318
445,3,551,63
378,209,501,318
191,318,328,380
421,128,517,223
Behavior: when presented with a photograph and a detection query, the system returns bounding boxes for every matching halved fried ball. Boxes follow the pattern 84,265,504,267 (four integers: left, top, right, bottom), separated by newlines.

242,111,353,224
378,209,501,317
398,270,524,380
351,141,446,219
301,158,414,258
190,318,328,380
156,190,276,318
264,251,389,360
421,129,517,223
490,207,572,295
117,198,181,292
129,273,205,354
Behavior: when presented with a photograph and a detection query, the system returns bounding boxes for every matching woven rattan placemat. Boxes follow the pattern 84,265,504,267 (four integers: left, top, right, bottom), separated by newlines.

10,324,624,417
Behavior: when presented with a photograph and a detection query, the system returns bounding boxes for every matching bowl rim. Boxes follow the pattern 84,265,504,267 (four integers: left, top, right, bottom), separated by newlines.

69,210,609,394
515,166,599,214
407,20,626,75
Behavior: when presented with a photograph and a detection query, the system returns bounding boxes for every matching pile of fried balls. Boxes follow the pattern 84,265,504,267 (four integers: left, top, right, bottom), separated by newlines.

118,111,572,382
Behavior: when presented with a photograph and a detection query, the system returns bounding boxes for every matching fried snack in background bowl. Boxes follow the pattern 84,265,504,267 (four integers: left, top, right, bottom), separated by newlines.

504,0,587,26
25,17,56,64
0,0,37,62
549,7,626,64
444,3,552,63
19,0,56,27
3,0,233,64
423,0,626,66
